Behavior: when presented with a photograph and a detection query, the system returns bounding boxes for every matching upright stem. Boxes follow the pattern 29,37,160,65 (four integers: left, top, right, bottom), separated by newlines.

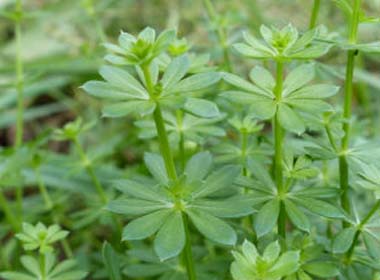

346,200,380,261
202,0,232,71
35,166,53,210
309,0,321,29
142,64,196,279
15,0,24,147
273,62,286,239
153,105,178,181
176,110,186,171
0,191,20,231
340,0,361,222
39,253,47,280
182,213,197,280
324,123,337,152
142,64,178,181
241,129,248,176
14,0,24,221
73,138,107,203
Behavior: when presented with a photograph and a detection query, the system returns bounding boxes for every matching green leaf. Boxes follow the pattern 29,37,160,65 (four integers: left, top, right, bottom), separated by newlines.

144,153,169,185
138,27,156,43
303,261,339,278
124,263,171,278
277,103,305,134
283,64,315,96
291,197,343,218
332,227,356,254
332,0,352,16
289,45,329,59
268,251,300,279
247,159,276,192
285,99,332,113
186,209,237,245
112,179,169,202
249,66,275,91
82,81,133,100
342,41,380,53
233,42,273,59
20,256,39,276
122,209,172,240
102,242,122,280
286,84,339,99
154,211,185,261
184,97,220,118
0,272,35,280
185,151,213,182
223,72,274,98
51,270,88,280
243,31,277,56
284,199,310,233
99,66,149,98
263,241,281,261
170,72,221,93
102,100,156,118
291,187,339,199
223,73,270,96
153,29,176,54
106,198,168,216
191,195,254,218
191,165,241,199
363,231,380,260
161,55,190,89
255,199,280,237
250,98,277,119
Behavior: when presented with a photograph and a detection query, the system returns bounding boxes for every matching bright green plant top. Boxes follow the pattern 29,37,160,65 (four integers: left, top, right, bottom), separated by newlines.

231,240,300,280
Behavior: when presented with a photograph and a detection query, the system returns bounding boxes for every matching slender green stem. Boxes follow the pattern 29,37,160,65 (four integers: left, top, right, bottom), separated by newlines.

142,64,178,181
324,123,337,152
0,191,20,231
182,213,197,280
40,252,46,280
142,64,196,279
15,0,24,147
273,62,286,239
309,0,321,29
35,167,53,210
153,105,178,181
14,0,24,221
346,200,380,261
202,0,232,71
340,0,361,222
176,110,186,171
241,129,248,176
73,138,107,203
61,239,73,258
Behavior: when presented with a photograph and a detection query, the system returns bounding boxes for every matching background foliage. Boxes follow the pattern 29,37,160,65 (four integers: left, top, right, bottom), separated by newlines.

0,0,380,279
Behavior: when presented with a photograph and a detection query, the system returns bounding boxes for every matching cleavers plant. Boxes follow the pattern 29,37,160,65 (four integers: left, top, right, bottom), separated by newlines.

1,1,380,280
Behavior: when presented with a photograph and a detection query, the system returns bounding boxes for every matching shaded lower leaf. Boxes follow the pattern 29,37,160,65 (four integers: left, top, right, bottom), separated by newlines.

255,199,280,237
102,100,156,118
102,242,122,280
122,209,173,240
303,261,339,278
284,199,310,233
363,231,380,260
186,209,237,245
291,197,343,218
106,198,168,216
154,211,185,261
277,103,305,135
332,227,356,254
